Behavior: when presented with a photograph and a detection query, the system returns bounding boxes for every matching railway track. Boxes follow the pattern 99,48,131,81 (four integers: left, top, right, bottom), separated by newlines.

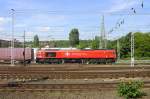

0,69,150,79
0,63,150,67
0,81,150,91
0,65,150,71
0,66,149,79
0,65,149,91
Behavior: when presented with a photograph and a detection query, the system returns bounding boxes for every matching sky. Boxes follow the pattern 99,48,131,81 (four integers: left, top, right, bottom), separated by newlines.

0,0,150,41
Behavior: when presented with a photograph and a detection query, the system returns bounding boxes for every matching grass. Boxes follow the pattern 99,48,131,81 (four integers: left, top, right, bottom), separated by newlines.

0,87,149,99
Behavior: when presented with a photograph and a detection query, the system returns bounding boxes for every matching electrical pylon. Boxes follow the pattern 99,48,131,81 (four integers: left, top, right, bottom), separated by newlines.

100,15,107,49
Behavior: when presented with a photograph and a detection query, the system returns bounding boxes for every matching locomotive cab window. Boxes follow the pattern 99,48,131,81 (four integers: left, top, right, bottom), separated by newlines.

47,52,56,57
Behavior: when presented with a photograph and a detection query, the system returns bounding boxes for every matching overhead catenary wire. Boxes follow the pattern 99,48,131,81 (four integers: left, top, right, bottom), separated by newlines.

0,0,148,43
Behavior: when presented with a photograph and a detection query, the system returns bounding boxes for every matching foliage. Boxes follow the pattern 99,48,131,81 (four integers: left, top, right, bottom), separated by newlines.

69,28,79,47
107,32,150,59
134,32,150,58
54,40,69,47
48,40,92,48
117,80,144,99
90,36,99,49
33,35,39,48
79,40,92,48
26,41,33,47
24,32,150,60
76,42,87,49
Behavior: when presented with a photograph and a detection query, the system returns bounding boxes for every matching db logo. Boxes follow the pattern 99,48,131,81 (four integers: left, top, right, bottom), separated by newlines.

65,52,70,56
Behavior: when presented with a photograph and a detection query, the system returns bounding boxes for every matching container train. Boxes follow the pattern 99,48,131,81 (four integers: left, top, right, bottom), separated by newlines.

0,48,33,63
0,48,117,64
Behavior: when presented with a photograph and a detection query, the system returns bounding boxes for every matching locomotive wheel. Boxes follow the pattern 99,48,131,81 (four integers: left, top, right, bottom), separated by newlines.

61,59,65,64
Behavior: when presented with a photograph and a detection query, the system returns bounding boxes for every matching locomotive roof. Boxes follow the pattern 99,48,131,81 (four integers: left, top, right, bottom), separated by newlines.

43,48,115,51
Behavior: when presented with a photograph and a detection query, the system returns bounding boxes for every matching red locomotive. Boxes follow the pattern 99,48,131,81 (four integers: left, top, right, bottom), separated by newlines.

36,49,116,64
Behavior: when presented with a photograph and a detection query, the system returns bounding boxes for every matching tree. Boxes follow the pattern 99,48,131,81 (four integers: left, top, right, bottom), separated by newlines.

76,42,87,49
33,35,39,48
134,32,150,59
91,36,99,49
107,32,150,59
69,28,79,47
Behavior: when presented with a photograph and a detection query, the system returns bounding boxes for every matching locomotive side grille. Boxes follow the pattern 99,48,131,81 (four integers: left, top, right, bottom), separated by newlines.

46,52,56,57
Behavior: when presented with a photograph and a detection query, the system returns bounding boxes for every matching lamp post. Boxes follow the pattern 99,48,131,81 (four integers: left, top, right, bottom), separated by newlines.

11,9,15,66
131,32,134,67
117,39,120,62
23,30,26,66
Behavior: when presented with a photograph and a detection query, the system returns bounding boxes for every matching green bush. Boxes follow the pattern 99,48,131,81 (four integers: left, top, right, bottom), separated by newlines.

117,80,144,99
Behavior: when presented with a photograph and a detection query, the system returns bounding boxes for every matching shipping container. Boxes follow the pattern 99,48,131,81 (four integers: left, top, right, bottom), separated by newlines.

0,48,32,62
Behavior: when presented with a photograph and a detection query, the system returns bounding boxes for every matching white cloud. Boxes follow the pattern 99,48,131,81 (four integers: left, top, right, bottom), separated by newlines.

15,24,26,28
0,17,5,22
107,0,139,13
36,26,50,32
35,26,65,33
0,17,11,25
31,14,67,23
26,31,35,37
0,27,4,32
0,17,6,25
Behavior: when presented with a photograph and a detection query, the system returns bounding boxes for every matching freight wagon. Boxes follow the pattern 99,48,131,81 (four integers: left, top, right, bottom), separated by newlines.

36,49,117,64
0,48,33,63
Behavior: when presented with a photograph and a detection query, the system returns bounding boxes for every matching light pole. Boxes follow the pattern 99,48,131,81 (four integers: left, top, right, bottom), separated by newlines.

11,9,15,66
131,32,134,67
117,39,120,62
23,30,26,66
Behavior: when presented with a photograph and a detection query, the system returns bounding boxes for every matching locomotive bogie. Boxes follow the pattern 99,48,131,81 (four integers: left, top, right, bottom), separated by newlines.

36,58,116,64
